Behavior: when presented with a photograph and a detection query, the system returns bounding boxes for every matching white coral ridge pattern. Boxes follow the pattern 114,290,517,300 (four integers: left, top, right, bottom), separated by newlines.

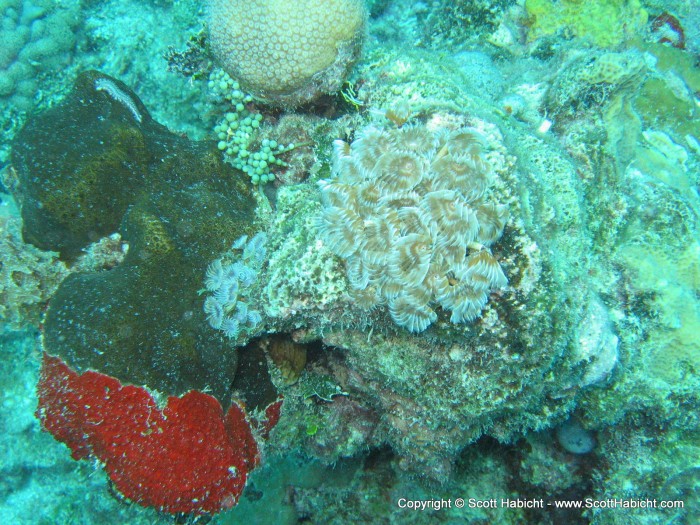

316,123,509,333
203,233,266,339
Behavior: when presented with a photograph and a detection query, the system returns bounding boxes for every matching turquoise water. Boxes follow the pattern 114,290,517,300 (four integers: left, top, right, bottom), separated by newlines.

1,1,699,523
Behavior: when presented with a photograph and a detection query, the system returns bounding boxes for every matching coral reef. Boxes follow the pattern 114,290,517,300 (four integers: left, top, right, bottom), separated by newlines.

249,103,597,485
207,0,367,106
3,0,700,522
262,184,349,325
188,32,614,483
526,12,700,524
544,49,648,125
225,20,700,500
616,239,700,384
420,0,514,48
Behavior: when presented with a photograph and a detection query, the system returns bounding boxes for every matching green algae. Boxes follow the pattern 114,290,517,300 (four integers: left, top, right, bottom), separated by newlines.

11,71,257,402
525,0,648,48
630,41,700,140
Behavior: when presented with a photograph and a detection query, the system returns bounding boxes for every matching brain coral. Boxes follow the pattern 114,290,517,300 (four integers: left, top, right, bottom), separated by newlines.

317,121,509,332
207,0,366,106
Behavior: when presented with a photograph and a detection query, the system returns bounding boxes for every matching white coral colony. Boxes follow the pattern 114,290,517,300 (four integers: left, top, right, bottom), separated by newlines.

203,233,266,340
317,117,509,333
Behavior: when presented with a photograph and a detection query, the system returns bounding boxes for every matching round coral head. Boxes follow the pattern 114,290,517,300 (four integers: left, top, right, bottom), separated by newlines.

208,0,366,106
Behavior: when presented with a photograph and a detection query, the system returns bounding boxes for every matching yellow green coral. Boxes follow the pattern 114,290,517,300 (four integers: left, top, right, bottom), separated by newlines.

618,241,700,384
525,0,648,48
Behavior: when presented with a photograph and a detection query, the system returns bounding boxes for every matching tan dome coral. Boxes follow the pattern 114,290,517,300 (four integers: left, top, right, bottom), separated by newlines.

207,0,367,107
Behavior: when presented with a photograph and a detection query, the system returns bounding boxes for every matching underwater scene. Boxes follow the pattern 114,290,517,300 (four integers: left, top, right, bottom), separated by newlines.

0,0,699,523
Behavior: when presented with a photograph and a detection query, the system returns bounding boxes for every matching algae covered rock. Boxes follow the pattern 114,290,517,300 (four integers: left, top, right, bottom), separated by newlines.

525,0,648,48
11,71,256,401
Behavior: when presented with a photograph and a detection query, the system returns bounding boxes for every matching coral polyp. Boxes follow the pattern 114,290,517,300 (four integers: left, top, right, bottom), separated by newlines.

202,233,267,341
317,118,509,332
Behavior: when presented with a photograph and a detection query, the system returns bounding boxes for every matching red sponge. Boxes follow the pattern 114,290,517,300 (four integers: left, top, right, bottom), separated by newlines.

37,353,271,515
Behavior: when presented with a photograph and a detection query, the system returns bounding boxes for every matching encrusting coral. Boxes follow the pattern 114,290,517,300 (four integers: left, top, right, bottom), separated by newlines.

316,118,509,332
